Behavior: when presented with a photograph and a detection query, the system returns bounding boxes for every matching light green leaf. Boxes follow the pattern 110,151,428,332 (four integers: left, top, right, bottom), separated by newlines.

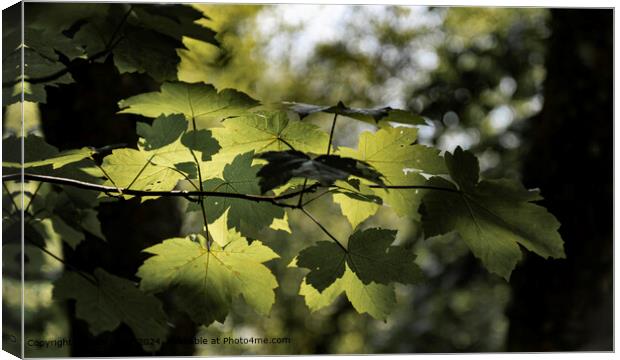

212,111,329,156
422,147,565,280
100,148,186,201
332,180,382,229
299,264,395,321
207,208,244,247
53,268,169,352
137,235,278,325
200,152,285,237
2,136,99,180
118,81,258,128
338,126,446,220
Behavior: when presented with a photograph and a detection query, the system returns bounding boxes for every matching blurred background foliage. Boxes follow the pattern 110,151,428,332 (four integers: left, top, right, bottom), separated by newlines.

3,4,612,356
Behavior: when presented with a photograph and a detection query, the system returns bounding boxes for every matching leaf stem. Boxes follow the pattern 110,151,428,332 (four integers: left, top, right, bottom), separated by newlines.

300,208,348,253
297,178,308,207
369,184,460,193
326,113,338,155
188,117,211,250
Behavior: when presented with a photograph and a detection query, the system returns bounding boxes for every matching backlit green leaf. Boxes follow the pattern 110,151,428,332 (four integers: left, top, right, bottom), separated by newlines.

338,126,446,220
118,81,259,128
298,264,395,321
137,234,278,325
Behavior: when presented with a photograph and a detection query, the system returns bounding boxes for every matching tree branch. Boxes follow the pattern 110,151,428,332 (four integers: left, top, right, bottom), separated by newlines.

4,173,318,208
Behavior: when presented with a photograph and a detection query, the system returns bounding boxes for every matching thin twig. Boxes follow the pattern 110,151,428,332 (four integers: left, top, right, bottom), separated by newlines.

27,240,97,286
23,181,42,215
2,181,20,211
301,188,336,207
369,184,460,193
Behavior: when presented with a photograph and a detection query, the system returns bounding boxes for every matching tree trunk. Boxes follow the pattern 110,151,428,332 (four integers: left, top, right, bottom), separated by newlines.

507,9,613,351
40,57,196,356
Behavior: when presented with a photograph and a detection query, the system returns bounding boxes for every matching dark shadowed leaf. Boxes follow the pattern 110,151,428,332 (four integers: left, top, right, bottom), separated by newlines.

255,150,385,194
283,100,425,125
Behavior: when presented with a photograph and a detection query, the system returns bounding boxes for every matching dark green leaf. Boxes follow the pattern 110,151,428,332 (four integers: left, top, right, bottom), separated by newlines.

53,268,169,352
283,100,425,125
296,241,346,292
180,129,220,161
200,152,285,237
422,147,566,280
136,114,188,150
297,228,422,292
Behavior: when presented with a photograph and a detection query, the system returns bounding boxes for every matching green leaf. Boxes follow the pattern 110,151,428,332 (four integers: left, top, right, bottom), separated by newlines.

296,241,346,292
131,4,218,46
422,147,565,280
255,150,384,194
2,136,99,180
298,264,396,321
113,25,182,82
137,234,278,325
53,268,169,352
3,27,82,104
332,180,382,229
208,208,243,247
79,209,106,241
284,101,425,125
100,147,187,201
180,129,220,161
118,81,259,128
137,114,188,150
297,228,422,292
212,111,329,158
338,126,446,220
200,152,285,237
